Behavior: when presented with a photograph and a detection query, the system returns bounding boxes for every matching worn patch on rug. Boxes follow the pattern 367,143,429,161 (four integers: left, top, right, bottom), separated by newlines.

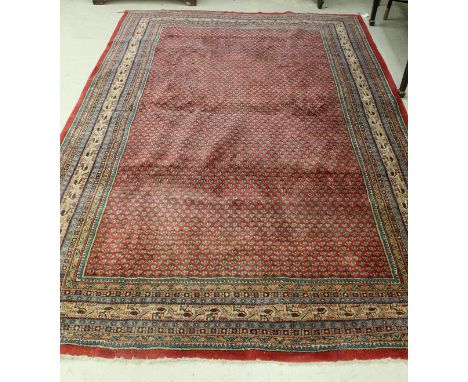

60,10,407,361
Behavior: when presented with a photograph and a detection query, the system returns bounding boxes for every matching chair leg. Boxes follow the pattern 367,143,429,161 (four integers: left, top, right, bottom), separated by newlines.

370,0,380,26
318,0,324,9
398,62,408,97
383,0,393,20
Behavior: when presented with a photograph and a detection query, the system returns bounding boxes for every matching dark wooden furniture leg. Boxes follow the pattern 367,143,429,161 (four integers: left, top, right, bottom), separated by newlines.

370,0,380,26
383,0,393,20
318,0,324,9
398,62,408,97
93,0,105,4
185,0,197,5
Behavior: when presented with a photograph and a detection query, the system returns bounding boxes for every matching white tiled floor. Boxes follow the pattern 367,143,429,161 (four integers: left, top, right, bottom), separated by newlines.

61,1,408,380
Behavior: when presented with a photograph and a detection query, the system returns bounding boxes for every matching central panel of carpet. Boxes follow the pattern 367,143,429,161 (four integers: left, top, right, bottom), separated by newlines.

85,27,391,279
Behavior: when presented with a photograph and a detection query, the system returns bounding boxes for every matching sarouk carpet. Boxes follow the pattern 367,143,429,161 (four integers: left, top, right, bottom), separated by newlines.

60,11,408,361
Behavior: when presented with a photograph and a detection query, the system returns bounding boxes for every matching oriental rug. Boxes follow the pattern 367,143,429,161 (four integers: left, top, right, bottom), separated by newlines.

60,11,408,361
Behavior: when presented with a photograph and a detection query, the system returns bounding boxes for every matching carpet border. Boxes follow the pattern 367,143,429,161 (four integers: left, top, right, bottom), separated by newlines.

61,344,407,362
60,10,407,362
356,16,408,126
60,11,129,144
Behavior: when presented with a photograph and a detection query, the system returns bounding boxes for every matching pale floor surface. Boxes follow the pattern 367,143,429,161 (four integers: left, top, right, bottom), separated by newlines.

61,357,407,382
61,0,408,380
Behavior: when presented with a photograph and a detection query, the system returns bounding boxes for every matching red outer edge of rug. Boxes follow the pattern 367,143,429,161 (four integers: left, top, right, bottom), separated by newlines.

61,345,407,362
60,11,129,144
357,16,408,126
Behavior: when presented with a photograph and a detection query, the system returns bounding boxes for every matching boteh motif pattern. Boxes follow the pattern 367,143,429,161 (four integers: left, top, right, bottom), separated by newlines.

60,11,407,360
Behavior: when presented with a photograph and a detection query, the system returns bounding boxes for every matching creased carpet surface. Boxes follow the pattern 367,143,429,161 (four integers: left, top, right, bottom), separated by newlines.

60,10,407,361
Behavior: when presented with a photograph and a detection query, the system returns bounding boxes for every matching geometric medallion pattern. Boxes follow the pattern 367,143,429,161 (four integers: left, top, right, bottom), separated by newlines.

60,11,408,361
